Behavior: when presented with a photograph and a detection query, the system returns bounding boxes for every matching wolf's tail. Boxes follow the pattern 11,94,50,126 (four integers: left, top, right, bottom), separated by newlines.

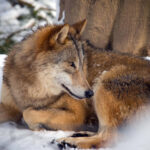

0,103,22,123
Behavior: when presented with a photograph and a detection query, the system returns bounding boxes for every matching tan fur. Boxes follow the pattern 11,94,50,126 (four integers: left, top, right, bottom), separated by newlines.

23,94,87,131
1,20,150,149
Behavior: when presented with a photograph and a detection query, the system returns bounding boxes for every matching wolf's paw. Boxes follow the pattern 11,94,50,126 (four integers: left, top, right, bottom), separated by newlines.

51,139,76,150
56,137,100,149
56,137,79,149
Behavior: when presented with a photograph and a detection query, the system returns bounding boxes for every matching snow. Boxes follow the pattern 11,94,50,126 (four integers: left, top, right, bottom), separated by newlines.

145,56,150,61
0,122,74,150
0,55,7,68
0,0,30,40
0,0,61,43
112,112,150,150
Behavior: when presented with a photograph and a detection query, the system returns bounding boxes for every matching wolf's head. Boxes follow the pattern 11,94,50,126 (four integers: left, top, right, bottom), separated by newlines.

25,20,93,99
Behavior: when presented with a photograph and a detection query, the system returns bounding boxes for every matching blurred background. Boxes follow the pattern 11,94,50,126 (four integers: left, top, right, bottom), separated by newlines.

0,0,61,54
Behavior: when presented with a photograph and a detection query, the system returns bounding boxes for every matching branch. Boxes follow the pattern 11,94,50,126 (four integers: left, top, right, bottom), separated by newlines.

18,0,55,11
0,19,35,41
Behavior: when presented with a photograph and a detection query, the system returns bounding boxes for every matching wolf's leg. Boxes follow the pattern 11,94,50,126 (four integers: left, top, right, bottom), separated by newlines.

57,128,117,149
0,103,22,123
23,107,84,131
23,94,87,131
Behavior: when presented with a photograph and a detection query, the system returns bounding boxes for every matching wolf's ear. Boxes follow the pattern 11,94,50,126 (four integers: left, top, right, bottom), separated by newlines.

70,19,87,38
54,24,69,44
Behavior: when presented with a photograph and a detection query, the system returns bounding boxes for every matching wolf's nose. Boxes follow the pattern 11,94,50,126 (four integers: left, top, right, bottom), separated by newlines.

85,90,94,98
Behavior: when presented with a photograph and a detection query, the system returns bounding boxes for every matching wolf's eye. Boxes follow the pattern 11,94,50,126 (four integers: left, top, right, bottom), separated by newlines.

70,62,76,68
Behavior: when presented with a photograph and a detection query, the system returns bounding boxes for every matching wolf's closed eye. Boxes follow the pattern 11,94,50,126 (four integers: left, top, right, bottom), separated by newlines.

70,62,76,68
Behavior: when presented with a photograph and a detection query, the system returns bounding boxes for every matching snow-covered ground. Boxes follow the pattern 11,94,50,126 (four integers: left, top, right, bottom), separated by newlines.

0,122,74,150
1,55,150,150
0,116,150,150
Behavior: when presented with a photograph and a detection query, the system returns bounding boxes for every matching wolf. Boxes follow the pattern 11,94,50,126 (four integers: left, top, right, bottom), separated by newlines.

1,19,150,149
0,20,95,131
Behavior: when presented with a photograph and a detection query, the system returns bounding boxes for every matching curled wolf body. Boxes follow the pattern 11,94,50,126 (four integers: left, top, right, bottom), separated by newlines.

1,20,150,149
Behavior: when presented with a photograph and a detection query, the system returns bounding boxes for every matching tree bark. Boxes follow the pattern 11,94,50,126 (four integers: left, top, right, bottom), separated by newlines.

60,0,150,56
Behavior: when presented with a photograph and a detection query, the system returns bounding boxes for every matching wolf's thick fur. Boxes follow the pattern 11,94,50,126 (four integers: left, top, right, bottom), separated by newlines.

1,20,150,149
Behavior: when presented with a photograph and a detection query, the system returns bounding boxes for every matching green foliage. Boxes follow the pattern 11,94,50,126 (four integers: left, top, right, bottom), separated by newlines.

0,39,15,54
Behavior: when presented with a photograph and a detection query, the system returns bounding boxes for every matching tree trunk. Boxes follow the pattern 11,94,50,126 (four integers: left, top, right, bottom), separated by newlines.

59,0,150,56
